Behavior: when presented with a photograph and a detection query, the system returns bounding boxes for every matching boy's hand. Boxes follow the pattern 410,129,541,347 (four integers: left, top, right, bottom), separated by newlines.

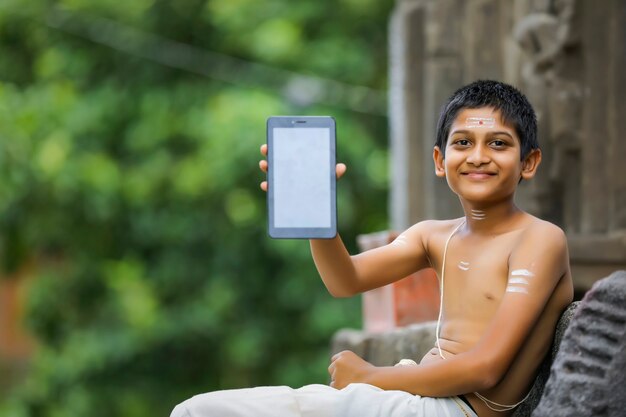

259,144,347,192
328,350,376,389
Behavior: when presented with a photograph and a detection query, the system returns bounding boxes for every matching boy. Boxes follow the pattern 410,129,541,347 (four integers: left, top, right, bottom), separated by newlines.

171,80,573,417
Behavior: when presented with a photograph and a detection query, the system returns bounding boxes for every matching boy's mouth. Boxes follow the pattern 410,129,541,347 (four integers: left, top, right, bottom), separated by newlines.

462,171,496,179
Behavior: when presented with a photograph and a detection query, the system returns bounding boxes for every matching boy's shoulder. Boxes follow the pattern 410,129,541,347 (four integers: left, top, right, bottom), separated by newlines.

517,214,567,243
513,215,568,260
402,218,466,254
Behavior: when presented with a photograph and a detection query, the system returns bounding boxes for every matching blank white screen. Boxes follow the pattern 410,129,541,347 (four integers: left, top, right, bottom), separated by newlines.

273,127,331,228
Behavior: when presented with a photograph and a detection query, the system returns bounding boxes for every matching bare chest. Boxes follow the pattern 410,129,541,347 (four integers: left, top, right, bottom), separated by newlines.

431,234,520,316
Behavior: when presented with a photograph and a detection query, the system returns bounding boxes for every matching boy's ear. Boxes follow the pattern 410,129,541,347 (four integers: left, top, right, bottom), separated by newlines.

433,146,446,177
521,148,542,180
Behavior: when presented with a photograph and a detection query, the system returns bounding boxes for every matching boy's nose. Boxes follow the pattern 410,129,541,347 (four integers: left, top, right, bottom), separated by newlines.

466,146,490,166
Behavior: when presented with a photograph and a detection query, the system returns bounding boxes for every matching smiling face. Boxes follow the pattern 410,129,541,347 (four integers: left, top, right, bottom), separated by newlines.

433,107,541,205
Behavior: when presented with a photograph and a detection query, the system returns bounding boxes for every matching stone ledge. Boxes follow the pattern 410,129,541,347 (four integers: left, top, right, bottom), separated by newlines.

332,321,437,367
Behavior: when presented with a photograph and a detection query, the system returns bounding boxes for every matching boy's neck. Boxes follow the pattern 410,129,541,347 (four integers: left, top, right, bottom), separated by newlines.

459,199,524,234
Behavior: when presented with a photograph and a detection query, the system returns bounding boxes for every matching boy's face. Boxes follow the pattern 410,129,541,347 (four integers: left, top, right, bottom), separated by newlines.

433,107,540,204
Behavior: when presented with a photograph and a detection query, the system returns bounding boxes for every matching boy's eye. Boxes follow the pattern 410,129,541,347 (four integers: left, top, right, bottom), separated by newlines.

454,139,471,146
491,140,507,147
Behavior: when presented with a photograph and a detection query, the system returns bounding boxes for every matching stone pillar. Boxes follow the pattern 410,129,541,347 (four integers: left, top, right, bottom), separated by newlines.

389,0,428,231
608,1,626,232
580,0,610,235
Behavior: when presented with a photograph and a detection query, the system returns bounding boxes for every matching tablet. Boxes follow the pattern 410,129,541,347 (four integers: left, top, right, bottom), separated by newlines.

267,116,337,239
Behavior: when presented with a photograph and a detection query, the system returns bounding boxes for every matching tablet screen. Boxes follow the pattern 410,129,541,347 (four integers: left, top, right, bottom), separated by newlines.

273,127,331,228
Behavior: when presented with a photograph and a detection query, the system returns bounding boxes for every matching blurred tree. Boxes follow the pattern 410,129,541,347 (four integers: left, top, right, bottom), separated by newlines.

0,0,393,415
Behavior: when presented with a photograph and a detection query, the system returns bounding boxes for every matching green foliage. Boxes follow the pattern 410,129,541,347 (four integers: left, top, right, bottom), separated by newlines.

0,0,392,415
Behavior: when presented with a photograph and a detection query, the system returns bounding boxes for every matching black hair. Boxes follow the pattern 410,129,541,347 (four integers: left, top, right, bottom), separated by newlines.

435,80,539,160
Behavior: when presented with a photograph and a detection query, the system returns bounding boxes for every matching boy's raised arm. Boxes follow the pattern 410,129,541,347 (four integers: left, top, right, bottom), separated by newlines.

259,144,431,298
309,223,432,297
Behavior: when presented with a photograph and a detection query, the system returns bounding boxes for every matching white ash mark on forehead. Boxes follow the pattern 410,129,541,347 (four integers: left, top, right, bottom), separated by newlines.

465,117,495,128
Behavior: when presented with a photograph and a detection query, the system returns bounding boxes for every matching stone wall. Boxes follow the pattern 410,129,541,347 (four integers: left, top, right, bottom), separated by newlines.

388,0,626,290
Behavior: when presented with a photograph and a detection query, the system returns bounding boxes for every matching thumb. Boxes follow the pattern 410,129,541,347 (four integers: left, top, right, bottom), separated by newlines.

336,163,347,179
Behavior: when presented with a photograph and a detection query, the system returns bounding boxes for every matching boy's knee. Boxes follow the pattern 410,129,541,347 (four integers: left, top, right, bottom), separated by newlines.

170,403,192,417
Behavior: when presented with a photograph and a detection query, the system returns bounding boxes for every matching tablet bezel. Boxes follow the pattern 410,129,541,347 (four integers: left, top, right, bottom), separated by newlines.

267,116,337,239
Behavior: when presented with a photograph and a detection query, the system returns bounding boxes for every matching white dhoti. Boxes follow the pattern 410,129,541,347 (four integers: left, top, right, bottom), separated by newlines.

170,383,477,417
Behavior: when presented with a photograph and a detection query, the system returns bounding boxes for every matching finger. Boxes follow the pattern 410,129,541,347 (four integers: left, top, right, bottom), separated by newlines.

260,181,268,192
328,365,337,388
336,163,347,179
259,159,268,173
331,350,346,362
260,144,268,156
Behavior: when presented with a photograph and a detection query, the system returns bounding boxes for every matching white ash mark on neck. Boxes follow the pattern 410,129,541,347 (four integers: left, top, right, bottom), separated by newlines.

469,209,487,221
